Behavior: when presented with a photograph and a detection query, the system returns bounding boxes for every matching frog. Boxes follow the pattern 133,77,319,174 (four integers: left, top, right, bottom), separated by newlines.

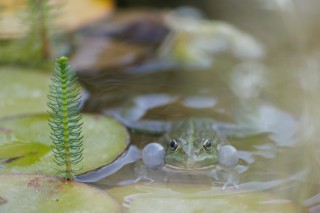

132,118,240,189
102,94,260,188
76,93,253,187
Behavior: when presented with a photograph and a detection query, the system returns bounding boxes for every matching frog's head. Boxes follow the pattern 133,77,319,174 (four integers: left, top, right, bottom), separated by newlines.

164,136,219,169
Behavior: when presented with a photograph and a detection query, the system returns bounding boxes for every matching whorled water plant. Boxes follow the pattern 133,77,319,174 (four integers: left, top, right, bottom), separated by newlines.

27,0,52,61
0,0,54,66
47,56,83,180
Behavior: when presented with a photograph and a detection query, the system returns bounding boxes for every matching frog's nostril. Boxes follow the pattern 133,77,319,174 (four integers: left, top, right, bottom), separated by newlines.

179,148,186,155
186,160,193,167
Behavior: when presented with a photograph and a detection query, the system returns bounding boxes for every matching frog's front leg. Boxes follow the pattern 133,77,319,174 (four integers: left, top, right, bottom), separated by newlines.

210,166,240,190
210,145,240,190
134,143,167,183
134,161,154,183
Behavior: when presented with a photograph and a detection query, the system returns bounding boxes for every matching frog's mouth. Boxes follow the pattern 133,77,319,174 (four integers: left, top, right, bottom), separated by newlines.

164,164,215,171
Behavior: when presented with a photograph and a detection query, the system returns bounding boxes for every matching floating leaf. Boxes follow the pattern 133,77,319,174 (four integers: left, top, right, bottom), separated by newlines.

0,142,50,167
0,114,129,176
0,174,120,213
0,67,50,118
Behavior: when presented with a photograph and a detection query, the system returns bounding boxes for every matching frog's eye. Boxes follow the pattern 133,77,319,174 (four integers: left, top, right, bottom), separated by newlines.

203,140,212,151
169,139,179,151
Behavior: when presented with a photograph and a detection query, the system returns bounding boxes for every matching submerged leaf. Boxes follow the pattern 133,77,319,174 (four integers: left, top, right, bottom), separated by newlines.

107,183,302,213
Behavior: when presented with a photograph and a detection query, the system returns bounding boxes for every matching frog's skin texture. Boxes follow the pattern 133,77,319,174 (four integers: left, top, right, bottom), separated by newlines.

161,118,221,169
138,118,239,189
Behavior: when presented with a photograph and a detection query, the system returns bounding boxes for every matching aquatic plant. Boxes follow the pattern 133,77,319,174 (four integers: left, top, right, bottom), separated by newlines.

47,56,83,180
0,0,53,66
27,0,52,61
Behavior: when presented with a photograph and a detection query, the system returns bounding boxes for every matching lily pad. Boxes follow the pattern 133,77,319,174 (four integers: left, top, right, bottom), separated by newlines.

0,67,50,118
0,114,129,176
0,174,120,213
107,183,302,213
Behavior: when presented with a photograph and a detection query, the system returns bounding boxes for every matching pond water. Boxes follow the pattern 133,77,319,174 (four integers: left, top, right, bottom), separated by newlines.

67,4,320,211
72,6,320,209
1,1,320,212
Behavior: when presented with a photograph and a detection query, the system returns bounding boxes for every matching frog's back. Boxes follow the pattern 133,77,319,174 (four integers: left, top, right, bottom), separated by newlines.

168,118,219,143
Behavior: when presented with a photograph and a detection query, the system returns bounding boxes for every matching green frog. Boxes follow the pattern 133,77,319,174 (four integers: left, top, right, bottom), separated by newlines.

134,118,240,189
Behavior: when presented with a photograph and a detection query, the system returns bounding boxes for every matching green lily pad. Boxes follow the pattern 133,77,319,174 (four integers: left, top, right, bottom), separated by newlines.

0,114,129,176
0,142,50,167
0,174,120,213
107,183,302,213
0,67,50,118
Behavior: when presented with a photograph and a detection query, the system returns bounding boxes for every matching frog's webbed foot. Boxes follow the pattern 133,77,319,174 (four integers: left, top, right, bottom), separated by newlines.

222,174,240,190
212,144,240,190
134,165,155,184
210,167,240,190
210,166,240,190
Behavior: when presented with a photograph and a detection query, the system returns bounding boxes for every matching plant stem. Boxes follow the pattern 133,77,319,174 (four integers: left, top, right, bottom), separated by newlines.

48,56,84,180
61,64,72,180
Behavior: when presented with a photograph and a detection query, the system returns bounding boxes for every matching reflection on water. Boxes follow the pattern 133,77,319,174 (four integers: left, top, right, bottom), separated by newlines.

70,2,320,212
304,193,320,213
76,145,141,183
107,182,303,212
